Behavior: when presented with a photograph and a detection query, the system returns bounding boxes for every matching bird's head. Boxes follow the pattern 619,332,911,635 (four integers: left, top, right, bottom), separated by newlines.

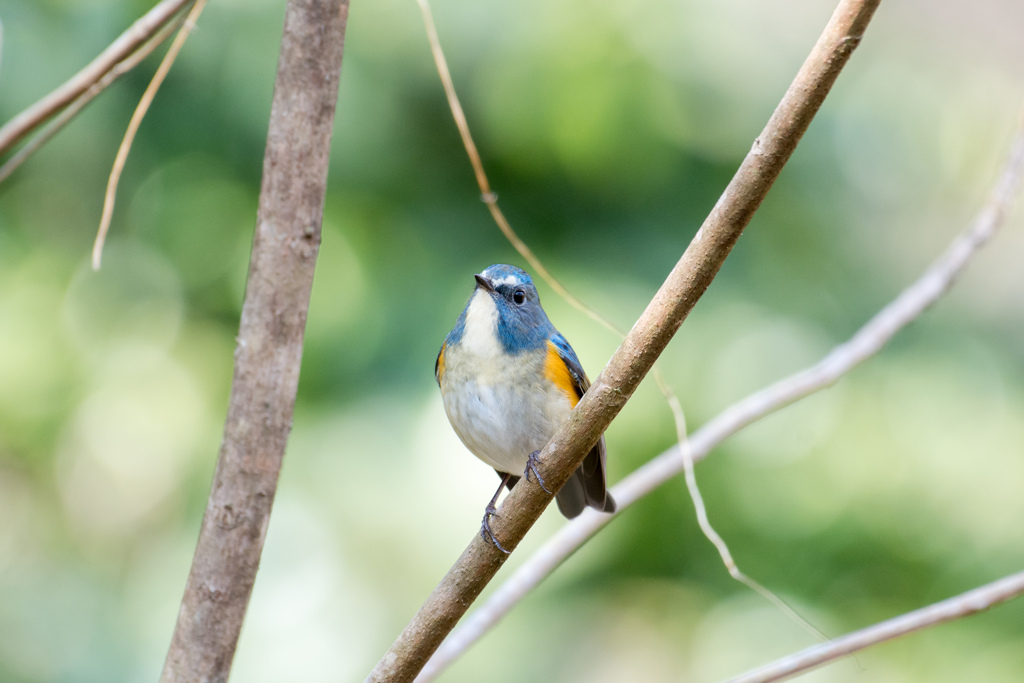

464,264,552,353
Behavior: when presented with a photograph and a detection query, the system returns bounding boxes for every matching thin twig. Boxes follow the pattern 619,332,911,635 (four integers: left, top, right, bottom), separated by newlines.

92,0,207,270
415,117,1024,682
724,569,1024,683
370,2,880,681
670,385,831,643
159,1,350,681
0,13,186,186
0,0,194,157
414,0,620,336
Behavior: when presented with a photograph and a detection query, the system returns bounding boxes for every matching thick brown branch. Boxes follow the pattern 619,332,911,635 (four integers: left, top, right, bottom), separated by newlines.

415,118,1024,682
159,1,349,681
0,0,193,158
368,1,880,681
726,569,1024,683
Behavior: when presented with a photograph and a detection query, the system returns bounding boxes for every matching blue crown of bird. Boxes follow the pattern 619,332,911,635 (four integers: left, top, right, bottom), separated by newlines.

436,264,616,552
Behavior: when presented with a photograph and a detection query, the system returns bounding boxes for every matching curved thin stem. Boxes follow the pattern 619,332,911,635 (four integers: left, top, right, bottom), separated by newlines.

414,0,621,335
92,0,207,270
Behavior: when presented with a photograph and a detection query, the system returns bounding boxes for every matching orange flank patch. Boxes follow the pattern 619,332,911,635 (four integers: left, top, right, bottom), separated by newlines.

544,341,579,407
436,343,446,384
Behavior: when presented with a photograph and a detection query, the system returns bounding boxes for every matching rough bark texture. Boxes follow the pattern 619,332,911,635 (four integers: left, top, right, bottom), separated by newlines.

160,2,349,682
368,1,881,681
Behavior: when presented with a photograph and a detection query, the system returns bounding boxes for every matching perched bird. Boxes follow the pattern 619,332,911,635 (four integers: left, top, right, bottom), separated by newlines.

435,264,616,552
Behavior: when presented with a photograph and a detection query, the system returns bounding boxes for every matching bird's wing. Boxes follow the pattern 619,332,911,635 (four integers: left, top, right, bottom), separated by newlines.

435,342,445,386
546,333,589,404
547,333,617,517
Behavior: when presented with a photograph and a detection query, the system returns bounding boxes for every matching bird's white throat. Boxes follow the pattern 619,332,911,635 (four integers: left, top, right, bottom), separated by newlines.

462,290,502,358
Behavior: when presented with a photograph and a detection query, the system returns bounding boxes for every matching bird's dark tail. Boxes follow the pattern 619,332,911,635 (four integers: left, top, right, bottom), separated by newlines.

503,438,615,519
555,438,615,518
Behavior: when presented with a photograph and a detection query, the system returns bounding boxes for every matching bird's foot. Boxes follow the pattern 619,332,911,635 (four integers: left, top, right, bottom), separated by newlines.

525,450,552,494
480,503,510,554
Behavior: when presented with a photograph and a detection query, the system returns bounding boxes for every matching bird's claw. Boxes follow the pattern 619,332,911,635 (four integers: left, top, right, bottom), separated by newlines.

480,504,510,554
525,450,552,494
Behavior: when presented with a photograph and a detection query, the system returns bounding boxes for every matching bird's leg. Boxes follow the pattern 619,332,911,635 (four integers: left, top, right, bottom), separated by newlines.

481,474,512,554
524,450,552,494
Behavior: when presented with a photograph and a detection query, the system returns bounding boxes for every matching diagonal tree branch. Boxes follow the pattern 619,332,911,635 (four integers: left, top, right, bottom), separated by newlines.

0,0,194,158
159,1,349,681
417,0,818,642
415,118,1024,682
725,569,1024,683
368,1,880,681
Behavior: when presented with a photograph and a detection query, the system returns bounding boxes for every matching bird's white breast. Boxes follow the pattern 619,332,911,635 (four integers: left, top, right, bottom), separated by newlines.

441,299,573,474
461,290,502,360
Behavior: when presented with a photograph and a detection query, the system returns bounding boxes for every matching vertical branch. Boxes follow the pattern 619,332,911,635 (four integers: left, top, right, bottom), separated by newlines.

159,1,349,681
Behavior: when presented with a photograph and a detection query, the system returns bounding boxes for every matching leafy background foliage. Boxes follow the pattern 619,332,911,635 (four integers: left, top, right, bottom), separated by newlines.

1,0,1023,681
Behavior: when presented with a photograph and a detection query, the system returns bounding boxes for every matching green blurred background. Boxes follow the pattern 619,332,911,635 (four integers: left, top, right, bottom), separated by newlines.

2,0,1024,680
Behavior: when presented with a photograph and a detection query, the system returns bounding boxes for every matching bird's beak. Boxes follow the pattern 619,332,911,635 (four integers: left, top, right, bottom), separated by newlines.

474,274,495,293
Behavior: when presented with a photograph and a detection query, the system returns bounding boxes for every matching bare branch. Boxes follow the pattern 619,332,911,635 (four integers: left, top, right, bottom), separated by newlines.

92,0,207,270
725,569,1024,683
419,0,816,636
0,12,186,186
0,0,193,158
369,1,880,681
415,119,1024,682
158,1,349,681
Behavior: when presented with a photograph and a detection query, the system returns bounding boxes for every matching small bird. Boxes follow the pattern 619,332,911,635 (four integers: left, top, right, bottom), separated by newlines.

435,264,616,552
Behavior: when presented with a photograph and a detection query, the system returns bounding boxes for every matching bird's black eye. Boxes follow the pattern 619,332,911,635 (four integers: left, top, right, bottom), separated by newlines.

513,289,526,305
